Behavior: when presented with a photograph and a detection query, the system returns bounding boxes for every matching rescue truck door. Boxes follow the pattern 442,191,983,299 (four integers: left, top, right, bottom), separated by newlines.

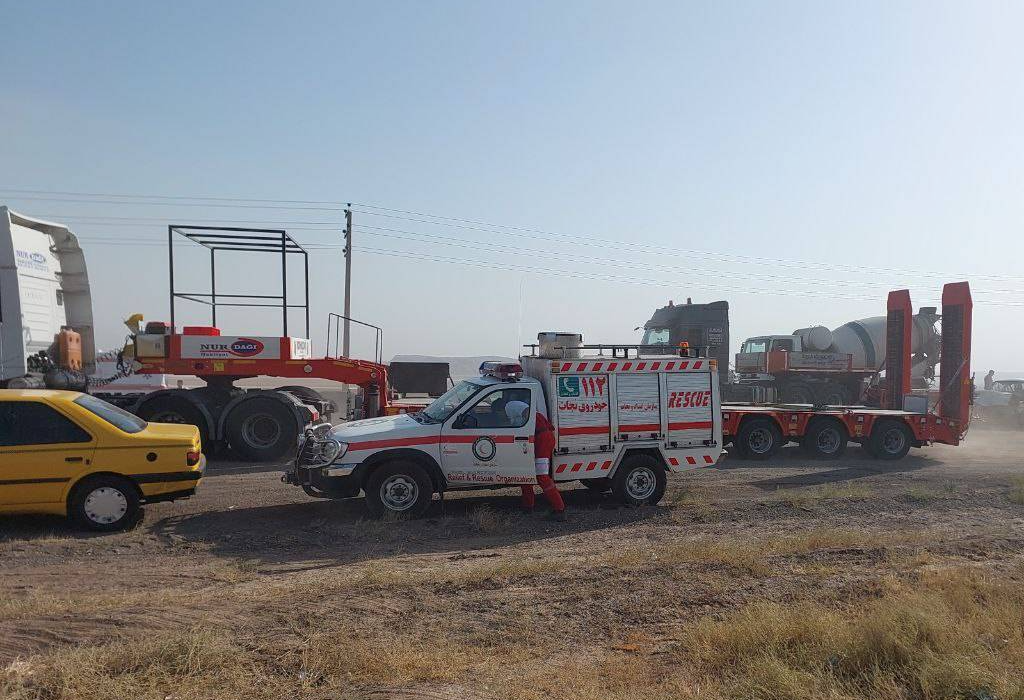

441,386,536,485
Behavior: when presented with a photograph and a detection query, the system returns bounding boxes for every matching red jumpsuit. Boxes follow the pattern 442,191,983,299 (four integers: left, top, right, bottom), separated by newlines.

520,412,566,512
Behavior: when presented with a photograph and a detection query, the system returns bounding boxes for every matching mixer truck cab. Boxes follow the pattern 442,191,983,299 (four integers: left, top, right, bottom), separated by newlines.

286,335,723,518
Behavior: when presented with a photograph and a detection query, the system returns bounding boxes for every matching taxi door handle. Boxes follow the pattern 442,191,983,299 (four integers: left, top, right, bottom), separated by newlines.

514,437,530,442
65,456,83,463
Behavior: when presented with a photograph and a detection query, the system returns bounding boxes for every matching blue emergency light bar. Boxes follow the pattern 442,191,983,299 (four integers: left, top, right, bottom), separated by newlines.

479,361,524,381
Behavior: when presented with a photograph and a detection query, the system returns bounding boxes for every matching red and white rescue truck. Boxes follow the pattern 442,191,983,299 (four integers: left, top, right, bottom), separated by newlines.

285,334,723,517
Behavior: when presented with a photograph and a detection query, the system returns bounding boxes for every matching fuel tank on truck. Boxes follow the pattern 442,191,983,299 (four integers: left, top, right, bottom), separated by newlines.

825,308,940,375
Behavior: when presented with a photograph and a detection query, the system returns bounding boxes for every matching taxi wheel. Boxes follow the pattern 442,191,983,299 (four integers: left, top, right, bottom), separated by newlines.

365,461,434,518
70,476,141,532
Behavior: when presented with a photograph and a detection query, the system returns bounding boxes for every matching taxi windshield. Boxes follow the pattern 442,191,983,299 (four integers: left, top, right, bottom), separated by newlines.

421,380,485,423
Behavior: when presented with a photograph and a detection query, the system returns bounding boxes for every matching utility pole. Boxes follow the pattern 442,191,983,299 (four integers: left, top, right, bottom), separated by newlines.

342,207,353,358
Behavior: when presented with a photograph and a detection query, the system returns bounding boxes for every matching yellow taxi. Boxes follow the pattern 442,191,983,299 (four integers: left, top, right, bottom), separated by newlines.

0,390,204,531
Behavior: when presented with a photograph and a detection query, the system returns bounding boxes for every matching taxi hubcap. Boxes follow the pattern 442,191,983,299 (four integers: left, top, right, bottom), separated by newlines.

84,487,128,524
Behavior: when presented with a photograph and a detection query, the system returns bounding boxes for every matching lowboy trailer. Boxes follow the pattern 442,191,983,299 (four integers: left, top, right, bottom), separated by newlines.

722,282,972,459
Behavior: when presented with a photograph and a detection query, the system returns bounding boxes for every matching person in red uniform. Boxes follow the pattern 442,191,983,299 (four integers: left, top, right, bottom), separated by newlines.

506,401,566,520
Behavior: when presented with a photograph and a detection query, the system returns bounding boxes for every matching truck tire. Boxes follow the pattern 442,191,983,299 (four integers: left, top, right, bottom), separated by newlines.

867,419,913,461
735,417,783,460
275,385,324,403
136,395,211,450
69,475,141,532
612,454,666,506
779,382,814,404
801,419,848,459
224,397,299,462
365,460,434,518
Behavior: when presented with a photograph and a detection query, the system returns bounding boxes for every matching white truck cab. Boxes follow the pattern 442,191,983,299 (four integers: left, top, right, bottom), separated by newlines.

286,339,723,517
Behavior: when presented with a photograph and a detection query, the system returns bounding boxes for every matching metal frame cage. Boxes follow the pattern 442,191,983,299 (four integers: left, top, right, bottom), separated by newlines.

168,225,310,337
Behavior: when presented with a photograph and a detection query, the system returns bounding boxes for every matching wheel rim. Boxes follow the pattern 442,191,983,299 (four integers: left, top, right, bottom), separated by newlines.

380,474,419,512
882,427,906,454
84,487,128,525
241,413,281,448
625,467,657,501
816,427,842,454
748,428,774,454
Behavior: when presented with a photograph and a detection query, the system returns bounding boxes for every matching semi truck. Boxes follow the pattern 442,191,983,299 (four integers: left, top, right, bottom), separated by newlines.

1,208,434,461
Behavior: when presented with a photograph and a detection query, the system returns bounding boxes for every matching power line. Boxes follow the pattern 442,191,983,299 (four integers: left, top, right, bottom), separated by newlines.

8,186,1021,283
317,224,1024,296
0,188,348,206
36,213,343,226
351,208,1024,284
72,236,1023,305
3,195,346,211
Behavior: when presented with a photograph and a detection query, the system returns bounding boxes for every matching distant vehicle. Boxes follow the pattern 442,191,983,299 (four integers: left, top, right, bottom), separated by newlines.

993,380,1024,401
0,390,204,531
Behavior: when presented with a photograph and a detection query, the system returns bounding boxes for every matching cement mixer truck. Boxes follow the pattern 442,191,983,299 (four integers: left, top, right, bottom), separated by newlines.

734,308,941,405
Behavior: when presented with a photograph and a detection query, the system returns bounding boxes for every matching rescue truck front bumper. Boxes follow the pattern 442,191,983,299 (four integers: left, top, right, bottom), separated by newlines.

283,426,363,496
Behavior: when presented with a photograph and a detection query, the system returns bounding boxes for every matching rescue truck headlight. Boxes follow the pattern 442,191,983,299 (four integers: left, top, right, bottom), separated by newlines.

315,439,346,465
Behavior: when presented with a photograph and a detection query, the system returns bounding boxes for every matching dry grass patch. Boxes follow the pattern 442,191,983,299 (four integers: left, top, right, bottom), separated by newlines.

772,482,875,509
1007,476,1024,505
467,505,515,534
673,567,1024,699
0,627,283,700
351,554,567,592
4,567,1023,700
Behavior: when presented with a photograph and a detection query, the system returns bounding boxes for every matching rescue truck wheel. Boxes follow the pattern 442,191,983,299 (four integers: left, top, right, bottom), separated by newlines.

225,397,298,462
867,419,913,461
801,419,848,459
365,461,434,518
612,455,666,506
735,418,783,460
69,475,141,532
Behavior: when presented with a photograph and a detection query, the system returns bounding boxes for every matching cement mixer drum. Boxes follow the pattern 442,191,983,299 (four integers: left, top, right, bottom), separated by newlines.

793,326,834,352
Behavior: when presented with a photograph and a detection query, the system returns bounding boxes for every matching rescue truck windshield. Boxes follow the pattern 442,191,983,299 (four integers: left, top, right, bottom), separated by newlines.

421,380,486,423
741,338,769,353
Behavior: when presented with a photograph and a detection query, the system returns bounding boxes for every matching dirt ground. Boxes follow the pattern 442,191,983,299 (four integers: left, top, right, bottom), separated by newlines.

2,428,1024,699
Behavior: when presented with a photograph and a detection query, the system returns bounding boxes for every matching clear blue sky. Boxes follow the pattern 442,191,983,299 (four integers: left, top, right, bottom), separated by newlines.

2,0,1022,371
